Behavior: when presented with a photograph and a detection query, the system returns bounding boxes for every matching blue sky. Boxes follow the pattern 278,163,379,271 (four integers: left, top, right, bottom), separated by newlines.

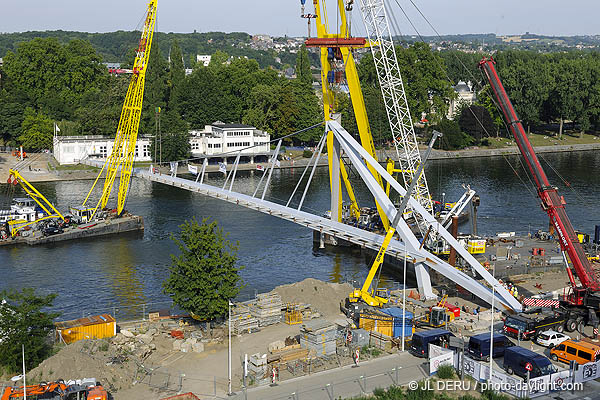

0,0,597,37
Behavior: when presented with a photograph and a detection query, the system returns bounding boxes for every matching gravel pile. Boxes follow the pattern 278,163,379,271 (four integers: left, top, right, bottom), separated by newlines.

271,278,353,317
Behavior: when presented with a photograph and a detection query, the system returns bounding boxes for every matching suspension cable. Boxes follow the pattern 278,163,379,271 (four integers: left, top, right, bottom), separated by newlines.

388,0,539,201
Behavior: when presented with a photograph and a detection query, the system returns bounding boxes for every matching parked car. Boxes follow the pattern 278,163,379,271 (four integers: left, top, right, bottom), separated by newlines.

43,225,63,236
503,346,556,379
535,330,570,348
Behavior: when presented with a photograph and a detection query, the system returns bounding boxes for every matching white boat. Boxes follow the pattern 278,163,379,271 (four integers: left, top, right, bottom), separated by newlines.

0,197,43,224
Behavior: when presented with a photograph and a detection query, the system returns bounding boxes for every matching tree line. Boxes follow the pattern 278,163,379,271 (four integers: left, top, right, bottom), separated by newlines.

0,37,322,159
0,31,291,69
1,34,599,155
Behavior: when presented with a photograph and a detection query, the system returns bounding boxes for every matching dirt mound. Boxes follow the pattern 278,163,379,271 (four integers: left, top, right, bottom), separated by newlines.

27,339,137,392
271,278,353,317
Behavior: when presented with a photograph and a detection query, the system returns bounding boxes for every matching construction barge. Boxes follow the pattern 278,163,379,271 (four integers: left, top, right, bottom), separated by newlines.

0,214,144,247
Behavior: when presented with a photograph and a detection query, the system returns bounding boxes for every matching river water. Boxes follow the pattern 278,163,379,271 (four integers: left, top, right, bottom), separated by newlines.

1,151,599,319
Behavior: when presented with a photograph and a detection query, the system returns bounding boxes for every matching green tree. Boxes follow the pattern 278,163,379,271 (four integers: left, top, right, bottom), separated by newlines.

243,80,321,143
168,40,185,107
151,110,190,162
163,218,244,322
0,288,59,372
495,51,553,132
142,46,169,135
19,108,53,150
0,93,25,145
2,38,105,120
358,42,454,131
458,105,495,143
75,75,129,136
209,50,229,67
295,44,312,85
433,118,473,150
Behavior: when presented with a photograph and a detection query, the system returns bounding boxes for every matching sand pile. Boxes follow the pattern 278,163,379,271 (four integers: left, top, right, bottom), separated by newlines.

271,278,353,317
27,339,137,391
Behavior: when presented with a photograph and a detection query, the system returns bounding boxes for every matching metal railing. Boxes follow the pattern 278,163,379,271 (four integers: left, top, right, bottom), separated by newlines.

232,363,413,400
54,301,175,323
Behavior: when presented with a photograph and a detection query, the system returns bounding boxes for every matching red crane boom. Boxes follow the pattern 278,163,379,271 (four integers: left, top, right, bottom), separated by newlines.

479,57,600,304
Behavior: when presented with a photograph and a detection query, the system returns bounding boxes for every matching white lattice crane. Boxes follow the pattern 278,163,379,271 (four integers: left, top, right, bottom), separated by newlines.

356,0,433,216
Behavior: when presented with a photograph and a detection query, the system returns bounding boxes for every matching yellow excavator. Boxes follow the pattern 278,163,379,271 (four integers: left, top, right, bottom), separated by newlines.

347,131,442,310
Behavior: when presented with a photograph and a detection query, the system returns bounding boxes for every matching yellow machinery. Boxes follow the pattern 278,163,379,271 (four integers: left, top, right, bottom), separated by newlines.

348,132,442,307
306,0,389,229
6,169,65,237
82,0,157,220
416,306,455,328
2,1,156,237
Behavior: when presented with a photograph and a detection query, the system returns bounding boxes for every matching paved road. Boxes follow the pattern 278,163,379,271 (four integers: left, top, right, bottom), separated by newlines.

231,352,428,400
220,330,600,400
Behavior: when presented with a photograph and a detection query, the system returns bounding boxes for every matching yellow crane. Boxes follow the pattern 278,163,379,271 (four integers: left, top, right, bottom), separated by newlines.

6,169,65,237
349,132,441,307
2,1,156,237
82,0,157,220
304,0,389,229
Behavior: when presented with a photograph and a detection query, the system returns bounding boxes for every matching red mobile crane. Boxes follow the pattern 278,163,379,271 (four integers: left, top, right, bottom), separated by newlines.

480,57,600,329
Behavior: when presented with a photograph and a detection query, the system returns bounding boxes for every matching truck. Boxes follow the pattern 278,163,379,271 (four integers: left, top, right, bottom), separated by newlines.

480,57,600,332
503,308,565,340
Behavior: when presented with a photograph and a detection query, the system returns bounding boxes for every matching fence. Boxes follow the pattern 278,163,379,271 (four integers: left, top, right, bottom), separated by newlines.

54,301,176,324
232,363,413,400
135,365,230,399
457,353,579,398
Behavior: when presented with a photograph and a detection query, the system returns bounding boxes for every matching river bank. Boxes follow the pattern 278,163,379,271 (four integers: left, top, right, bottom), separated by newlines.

2,141,600,183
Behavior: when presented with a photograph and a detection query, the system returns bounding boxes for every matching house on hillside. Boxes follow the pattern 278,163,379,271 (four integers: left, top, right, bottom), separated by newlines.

447,80,476,120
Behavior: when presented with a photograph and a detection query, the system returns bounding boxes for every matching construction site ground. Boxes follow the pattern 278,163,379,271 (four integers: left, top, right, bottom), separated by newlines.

1,271,599,400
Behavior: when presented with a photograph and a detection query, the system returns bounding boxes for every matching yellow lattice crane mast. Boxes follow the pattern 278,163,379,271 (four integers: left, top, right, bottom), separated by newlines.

83,0,157,220
303,0,389,230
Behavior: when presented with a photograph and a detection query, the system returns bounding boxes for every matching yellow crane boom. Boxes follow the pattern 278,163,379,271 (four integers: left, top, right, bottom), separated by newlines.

349,132,441,307
7,169,65,237
83,0,157,219
308,0,389,229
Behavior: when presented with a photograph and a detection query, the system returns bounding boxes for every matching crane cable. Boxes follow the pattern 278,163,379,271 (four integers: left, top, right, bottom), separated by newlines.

403,0,586,203
388,0,538,201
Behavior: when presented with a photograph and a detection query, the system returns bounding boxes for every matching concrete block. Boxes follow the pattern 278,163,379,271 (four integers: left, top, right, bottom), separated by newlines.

268,340,285,352
180,342,192,353
138,334,153,344
121,329,134,338
192,342,204,353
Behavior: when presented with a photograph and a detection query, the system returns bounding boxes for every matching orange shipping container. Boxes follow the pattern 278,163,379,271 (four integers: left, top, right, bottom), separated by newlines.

55,314,116,344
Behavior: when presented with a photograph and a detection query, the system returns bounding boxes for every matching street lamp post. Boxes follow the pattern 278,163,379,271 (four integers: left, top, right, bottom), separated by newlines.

402,245,407,352
489,264,496,381
228,300,232,396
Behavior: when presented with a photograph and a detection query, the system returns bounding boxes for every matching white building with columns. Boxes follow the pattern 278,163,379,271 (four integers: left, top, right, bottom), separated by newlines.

447,80,477,120
53,135,152,165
